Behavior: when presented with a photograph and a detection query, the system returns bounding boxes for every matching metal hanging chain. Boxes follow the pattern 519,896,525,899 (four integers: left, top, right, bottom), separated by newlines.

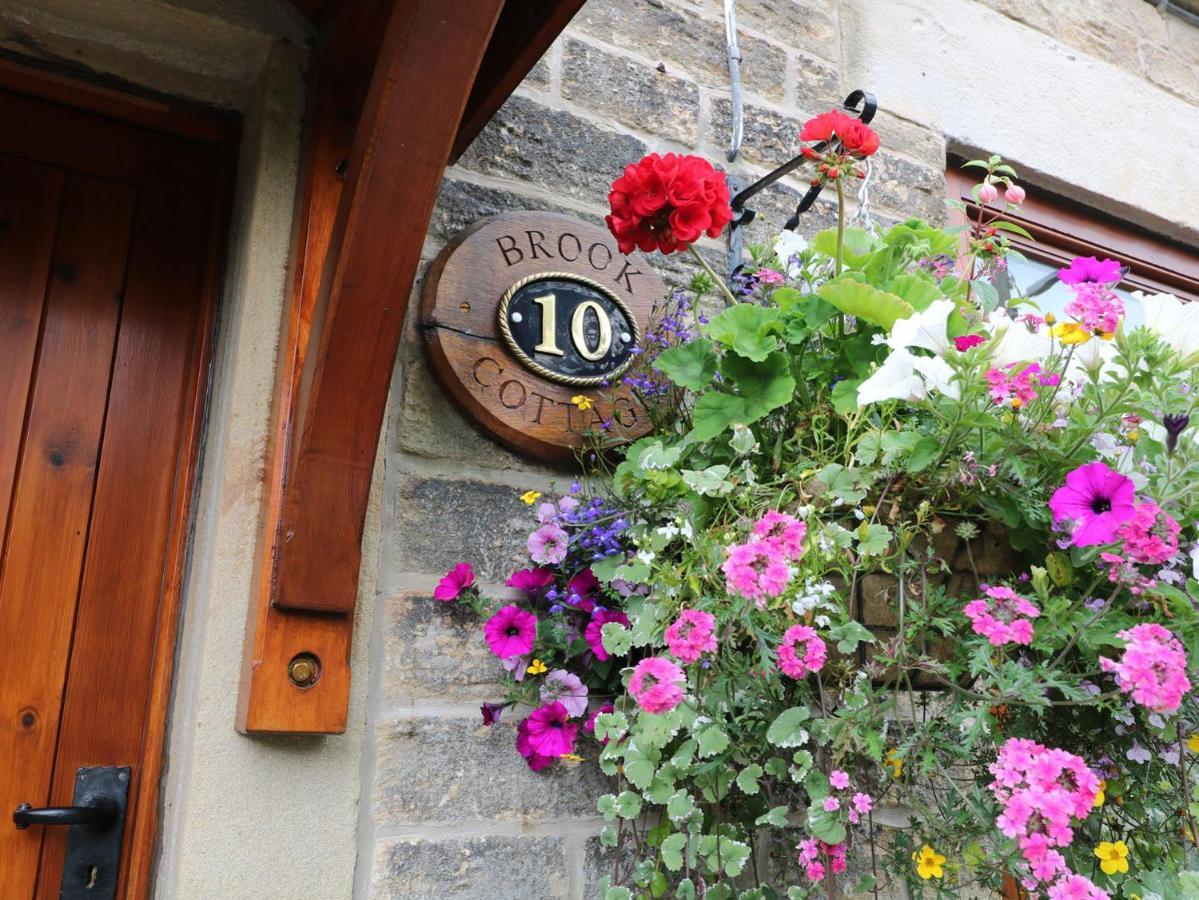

724,0,744,163
848,157,878,234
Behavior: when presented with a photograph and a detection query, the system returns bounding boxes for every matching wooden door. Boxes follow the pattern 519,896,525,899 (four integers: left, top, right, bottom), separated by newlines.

0,85,226,898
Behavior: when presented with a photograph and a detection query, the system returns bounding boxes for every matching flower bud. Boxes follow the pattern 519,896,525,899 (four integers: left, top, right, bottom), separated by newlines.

1004,184,1026,205
978,182,999,204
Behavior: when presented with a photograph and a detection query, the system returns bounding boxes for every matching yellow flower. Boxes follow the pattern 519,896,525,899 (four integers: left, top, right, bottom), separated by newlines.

913,845,945,880
1094,840,1129,876
526,658,547,675
1186,733,1199,753
1051,322,1092,345
1044,312,1057,326
1126,429,1140,444
559,753,585,763
570,394,594,410
519,490,542,505
1011,397,1024,410
1093,780,1106,808
885,749,903,778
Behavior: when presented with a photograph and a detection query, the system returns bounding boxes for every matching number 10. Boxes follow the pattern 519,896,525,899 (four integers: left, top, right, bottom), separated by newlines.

532,293,612,361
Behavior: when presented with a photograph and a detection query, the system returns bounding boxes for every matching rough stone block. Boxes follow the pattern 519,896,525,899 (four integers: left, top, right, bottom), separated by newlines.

562,38,699,144
429,176,600,245
1063,0,1169,44
458,95,647,204
860,573,899,628
868,151,946,225
711,97,803,166
736,0,837,53
986,0,1059,35
389,475,539,582
382,592,507,703
374,716,611,825
1057,14,1142,68
371,835,571,899
954,523,1017,576
526,55,553,91
869,110,947,170
570,0,787,100
1140,41,1199,102
794,48,843,109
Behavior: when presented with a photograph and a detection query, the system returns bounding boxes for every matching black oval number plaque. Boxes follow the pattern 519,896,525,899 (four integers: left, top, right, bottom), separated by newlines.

498,272,640,387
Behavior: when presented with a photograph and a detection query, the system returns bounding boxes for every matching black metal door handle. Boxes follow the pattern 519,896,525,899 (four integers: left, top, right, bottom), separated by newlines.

13,801,116,830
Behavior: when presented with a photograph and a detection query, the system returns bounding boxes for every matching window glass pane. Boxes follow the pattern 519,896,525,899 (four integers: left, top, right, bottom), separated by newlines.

997,254,1145,328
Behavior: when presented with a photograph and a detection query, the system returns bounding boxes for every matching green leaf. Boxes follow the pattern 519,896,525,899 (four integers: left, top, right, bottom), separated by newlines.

690,392,748,441
817,277,915,329
717,838,751,877
856,522,892,557
813,226,877,267
616,790,643,819
590,554,623,582
681,465,732,496
594,712,628,743
907,436,941,472
722,351,796,419
736,764,763,795
807,807,846,845
600,824,619,848
656,339,718,391
888,273,943,311
675,878,696,899
601,621,632,657
613,559,650,583
696,725,730,757
661,833,688,872
814,463,868,505
624,744,660,790
831,378,862,416
605,887,633,900
639,440,683,470
705,304,781,362
755,805,790,828
766,707,811,748
597,794,618,821
828,620,876,654
667,789,697,823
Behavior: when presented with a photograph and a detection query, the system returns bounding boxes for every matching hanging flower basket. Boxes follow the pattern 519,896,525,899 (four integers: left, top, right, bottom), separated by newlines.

433,106,1199,899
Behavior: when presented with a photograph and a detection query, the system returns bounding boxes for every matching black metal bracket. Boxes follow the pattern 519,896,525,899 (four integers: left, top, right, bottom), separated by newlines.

13,766,131,900
726,89,877,279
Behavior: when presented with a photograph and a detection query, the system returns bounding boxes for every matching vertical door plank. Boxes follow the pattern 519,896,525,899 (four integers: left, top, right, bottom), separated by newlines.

0,156,64,549
0,175,134,900
35,137,213,899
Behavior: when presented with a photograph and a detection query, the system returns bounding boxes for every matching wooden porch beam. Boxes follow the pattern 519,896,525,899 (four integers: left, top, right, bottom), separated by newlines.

238,0,503,732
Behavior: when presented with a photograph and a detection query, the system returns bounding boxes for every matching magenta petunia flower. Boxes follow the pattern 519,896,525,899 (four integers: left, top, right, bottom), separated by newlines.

522,701,578,757
506,567,555,593
954,333,986,352
484,605,538,658
1057,256,1122,285
584,608,630,660
480,701,506,727
515,717,555,771
528,523,569,565
1048,462,1136,546
540,669,589,717
433,562,474,601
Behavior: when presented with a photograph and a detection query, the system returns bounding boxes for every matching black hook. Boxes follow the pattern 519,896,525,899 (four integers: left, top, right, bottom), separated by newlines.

726,90,877,280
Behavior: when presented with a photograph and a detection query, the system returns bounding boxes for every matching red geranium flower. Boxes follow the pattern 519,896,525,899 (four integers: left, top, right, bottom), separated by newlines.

799,109,880,184
606,152,732,255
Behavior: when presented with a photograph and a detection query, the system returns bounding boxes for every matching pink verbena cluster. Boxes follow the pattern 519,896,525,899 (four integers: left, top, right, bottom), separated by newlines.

989,738,1101,884
777,624,827,678
1117,501,1181,566
796,839,846,882
963,585,1040,647
628,656,686,714
1064,282,1124,336
1099,623,1191,714
723,509,806,605
1046,874,1110,899
984,362,1059,409
664,608,718,664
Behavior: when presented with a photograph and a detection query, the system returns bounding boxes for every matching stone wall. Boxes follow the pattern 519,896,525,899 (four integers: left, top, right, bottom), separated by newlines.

361,1,1199,897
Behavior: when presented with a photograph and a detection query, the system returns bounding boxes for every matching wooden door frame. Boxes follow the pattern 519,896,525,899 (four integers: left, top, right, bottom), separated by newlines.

0,59,238,898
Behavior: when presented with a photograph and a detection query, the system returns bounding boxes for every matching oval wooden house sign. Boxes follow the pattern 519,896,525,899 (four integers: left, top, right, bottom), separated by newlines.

420,212,664,459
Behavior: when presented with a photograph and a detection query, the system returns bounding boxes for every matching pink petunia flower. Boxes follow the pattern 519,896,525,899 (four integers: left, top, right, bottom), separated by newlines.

584,608,630,661
664,609,718,663
1058,256,1122,285
540,669,589,718
522,702,578,758
528,523,569,565
628,656,686,714
1048,462,1137,547
515,716,555,770
433,563,474,601
484,605,538,658
829,770,850,790
777,625,826,679
506,567,555,593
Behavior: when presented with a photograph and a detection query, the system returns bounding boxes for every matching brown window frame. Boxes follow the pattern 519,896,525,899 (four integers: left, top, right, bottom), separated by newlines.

945,160,1199,302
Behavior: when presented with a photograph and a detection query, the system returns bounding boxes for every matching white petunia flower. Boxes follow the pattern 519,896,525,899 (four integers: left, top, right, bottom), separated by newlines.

1136,290,1199,365
887,299,957,356
986,308,1053,368
774,230,808,277
857,348,960,405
